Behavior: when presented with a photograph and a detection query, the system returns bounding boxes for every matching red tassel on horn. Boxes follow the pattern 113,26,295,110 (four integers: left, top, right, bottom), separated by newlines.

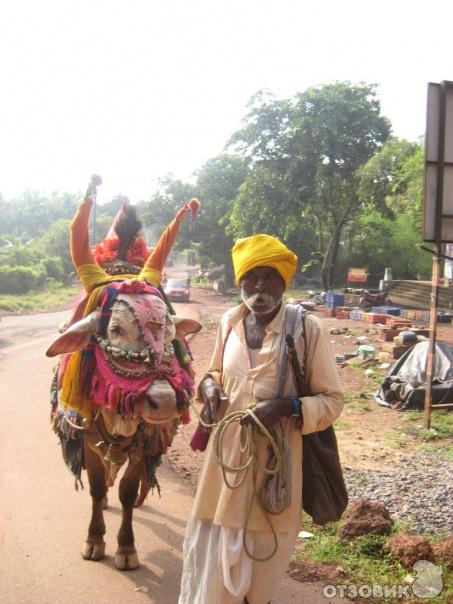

187,197,201,228
90,174,103,187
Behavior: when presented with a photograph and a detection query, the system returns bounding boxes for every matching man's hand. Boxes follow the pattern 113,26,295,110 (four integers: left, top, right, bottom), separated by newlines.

199,377,226,425
240,398,294,431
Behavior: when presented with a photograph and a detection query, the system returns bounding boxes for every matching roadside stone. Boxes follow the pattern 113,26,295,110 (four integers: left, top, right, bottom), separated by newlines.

388,533,434,568
342,452,453,534
338,498,393,539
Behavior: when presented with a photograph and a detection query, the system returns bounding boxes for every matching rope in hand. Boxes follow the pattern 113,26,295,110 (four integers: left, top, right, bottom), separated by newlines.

189,399,288,561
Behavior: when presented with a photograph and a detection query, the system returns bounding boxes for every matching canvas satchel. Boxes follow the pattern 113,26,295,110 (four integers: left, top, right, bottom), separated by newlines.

284,304,348,525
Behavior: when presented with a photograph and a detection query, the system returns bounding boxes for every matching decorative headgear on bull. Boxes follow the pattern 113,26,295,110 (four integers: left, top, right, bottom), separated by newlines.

46,175,202,426
92,200,151,274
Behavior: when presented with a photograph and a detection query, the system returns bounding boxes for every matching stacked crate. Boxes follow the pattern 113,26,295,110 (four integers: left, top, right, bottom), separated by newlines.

364,313,388,324
381,341,415,358
387,318,412,329
326,292,345,308
379,327,398,341
370,306,402,316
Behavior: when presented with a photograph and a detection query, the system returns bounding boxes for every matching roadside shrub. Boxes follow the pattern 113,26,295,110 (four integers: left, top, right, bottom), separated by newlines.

38,256,65,282
0,246,36,267
0,265,46,294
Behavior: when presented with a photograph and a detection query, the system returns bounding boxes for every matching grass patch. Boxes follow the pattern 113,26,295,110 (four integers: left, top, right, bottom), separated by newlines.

343,391,373,413
294,522,407,586
0,284,78,313
416,443,453,460
385,430,411,447
400,410,453,442
333,418,351,430
384,409,452,452
347,361,387,389
293,520,453,603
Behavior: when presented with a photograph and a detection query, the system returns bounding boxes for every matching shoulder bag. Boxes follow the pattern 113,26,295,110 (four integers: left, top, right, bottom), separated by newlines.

285,304,348,525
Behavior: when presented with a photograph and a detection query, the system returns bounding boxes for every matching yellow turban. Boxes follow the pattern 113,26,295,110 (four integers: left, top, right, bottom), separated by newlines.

232,234,298,289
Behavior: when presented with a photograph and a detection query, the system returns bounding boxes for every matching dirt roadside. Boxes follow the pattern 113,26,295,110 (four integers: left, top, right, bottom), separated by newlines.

168,287,453,483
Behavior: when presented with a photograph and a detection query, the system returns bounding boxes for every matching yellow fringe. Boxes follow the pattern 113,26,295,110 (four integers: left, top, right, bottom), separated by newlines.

59,282,109,416
59,351,92,418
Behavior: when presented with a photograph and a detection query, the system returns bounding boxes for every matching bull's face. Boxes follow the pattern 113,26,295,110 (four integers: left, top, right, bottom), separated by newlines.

97,293,171,375
46,288,201,424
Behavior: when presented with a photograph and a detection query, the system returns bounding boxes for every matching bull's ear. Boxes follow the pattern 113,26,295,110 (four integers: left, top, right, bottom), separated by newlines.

45,311,100,357
173,316,202,340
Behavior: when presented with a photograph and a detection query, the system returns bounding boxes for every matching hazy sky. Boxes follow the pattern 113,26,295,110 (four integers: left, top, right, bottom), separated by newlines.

1,0,452,203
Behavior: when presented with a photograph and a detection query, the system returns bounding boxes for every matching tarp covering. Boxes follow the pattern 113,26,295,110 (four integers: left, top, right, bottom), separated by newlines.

375,341,453,410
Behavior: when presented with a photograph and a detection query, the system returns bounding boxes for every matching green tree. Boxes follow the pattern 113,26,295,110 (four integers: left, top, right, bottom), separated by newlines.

228,83,391,288
35,219,73,280
140,157,248,278
195,154,249,274
140,176,198,248
358,138,422,217
0,191,78,242
343,140,429,281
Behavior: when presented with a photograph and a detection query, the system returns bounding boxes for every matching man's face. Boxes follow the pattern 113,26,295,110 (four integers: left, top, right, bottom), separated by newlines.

240,266,285,316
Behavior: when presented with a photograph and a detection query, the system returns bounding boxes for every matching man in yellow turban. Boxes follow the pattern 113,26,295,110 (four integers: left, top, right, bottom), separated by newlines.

232,234,298,289
179,234,344,604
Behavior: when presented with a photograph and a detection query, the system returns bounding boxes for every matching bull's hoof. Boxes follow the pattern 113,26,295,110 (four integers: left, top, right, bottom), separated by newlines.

82,541,105,561
115,549,139,570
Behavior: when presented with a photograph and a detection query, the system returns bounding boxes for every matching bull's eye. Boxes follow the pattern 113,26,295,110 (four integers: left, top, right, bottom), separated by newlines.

110,325,122,336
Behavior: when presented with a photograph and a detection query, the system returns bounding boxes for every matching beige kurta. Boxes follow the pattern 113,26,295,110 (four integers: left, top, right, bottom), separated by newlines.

191,302,344,531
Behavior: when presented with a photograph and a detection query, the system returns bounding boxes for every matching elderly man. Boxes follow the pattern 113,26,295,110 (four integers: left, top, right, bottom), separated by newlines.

179,234,344,604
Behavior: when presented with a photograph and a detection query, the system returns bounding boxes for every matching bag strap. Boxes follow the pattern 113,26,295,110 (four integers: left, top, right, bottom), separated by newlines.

284,304,309,397
275,305,295,396
274,304,308,397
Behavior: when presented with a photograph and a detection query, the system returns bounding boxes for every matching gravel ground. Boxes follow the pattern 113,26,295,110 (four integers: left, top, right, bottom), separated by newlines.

343,453,453,534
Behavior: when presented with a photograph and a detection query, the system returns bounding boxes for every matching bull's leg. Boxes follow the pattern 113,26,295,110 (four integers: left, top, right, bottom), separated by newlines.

82,442,107,561
114,460,143,570
134,465,150,507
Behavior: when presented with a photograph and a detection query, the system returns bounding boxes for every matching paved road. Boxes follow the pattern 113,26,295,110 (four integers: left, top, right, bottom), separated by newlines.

0,307,344,604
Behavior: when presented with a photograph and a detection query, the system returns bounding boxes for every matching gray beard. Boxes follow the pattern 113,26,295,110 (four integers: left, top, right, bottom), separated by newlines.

241,291,282,316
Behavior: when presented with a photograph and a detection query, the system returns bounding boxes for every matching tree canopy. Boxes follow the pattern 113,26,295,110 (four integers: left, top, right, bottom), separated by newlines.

227,82,391,288
0,81,432,294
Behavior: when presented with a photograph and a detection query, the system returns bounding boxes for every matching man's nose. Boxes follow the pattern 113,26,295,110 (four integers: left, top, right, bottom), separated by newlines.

255,277,265,291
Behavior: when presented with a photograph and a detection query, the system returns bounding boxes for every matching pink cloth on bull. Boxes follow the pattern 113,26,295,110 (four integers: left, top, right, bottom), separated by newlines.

91,345,194,417
99,280,168,363
120,291,167,360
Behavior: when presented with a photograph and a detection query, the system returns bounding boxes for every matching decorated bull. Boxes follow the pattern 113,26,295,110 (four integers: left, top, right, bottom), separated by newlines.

47,177,201,569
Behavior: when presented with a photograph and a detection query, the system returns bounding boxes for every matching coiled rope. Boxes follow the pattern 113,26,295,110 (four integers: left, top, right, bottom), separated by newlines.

190,400,289,561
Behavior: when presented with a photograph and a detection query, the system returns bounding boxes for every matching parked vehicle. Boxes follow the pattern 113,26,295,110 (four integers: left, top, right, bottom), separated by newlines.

164,277,190,303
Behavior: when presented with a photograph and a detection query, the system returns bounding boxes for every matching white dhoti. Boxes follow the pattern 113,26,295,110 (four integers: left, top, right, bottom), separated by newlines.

179,517,299,604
